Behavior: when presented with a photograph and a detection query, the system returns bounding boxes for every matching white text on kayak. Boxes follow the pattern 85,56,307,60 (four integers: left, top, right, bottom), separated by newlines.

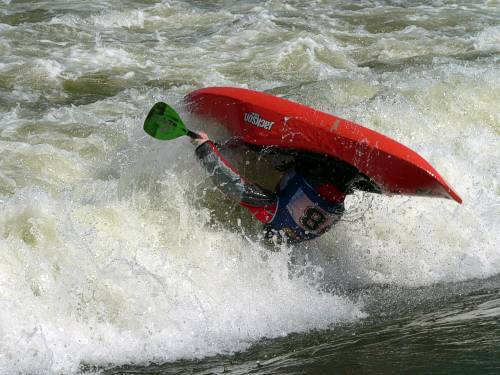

244,112,274,130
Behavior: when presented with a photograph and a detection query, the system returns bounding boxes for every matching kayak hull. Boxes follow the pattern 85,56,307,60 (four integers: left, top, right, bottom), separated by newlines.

185,87,461,203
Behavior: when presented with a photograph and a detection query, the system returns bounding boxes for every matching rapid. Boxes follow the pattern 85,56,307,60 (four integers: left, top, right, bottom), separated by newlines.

0,1,499,374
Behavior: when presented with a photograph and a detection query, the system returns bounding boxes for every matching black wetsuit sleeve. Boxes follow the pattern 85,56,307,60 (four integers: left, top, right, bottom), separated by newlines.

195,141,276,207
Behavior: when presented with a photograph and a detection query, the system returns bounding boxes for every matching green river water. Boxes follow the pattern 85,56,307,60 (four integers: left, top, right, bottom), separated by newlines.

0,1,499,374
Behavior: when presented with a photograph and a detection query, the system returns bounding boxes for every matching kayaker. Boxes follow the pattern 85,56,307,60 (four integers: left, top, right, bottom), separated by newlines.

192,132,349,244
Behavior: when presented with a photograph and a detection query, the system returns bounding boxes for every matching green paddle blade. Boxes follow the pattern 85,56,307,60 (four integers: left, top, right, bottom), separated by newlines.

144,102,188,140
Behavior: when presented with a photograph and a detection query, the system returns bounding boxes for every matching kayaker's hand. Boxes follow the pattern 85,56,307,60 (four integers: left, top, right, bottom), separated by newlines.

191,131,209,147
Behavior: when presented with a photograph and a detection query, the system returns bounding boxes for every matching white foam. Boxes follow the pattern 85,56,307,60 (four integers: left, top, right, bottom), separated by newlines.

474,25,500,52
0,23,12,31
0,181,364,373
304,62,500,288
33,59,65,80
66,46,141,71
49,9,146,29
91,10,145,29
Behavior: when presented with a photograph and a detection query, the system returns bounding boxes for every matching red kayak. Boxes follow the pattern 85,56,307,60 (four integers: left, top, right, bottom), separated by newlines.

185,87,461,203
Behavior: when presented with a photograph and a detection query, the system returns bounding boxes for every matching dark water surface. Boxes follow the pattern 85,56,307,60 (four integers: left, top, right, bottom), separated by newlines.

103,276,500,374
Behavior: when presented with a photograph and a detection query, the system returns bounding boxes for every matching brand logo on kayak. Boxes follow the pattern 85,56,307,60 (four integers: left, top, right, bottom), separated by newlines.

243,112,274,130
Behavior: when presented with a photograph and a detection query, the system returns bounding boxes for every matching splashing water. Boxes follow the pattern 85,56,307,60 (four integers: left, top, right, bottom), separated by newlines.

0,1,499,373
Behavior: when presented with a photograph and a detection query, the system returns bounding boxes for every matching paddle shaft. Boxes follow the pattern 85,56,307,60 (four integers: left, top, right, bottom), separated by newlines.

187,130,202,139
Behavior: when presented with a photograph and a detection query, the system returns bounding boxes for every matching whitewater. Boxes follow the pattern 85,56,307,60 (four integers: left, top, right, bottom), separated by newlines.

0,1,499,374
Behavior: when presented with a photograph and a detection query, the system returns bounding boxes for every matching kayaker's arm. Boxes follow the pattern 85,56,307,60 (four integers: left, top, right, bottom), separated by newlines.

194,140,277,223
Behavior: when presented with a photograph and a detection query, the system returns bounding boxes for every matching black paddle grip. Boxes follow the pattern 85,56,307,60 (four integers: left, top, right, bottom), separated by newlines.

187,130,202,139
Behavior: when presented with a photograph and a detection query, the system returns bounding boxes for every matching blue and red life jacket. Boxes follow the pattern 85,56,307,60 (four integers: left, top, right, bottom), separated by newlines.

265,170,345,243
